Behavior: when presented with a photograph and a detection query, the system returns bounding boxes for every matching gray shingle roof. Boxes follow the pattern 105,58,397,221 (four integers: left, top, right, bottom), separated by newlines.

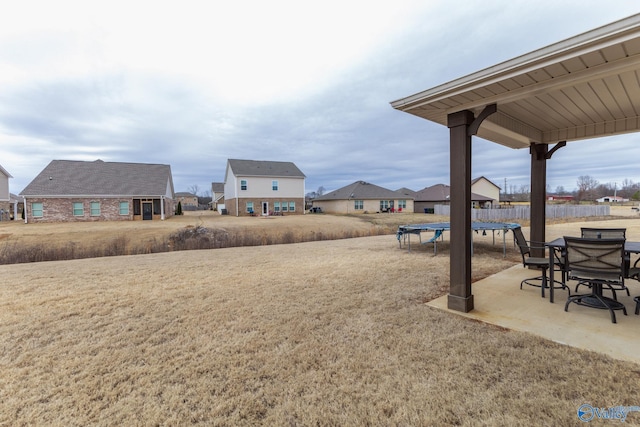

20,160,174,197
396,187,416,197
228,159,305,178
414,184,493,202
211,182,224,192
315,181,412,200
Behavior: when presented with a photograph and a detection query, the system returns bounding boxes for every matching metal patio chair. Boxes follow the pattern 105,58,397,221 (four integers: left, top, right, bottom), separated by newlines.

513,227,566,298
577,227,630,297
563,236,628,323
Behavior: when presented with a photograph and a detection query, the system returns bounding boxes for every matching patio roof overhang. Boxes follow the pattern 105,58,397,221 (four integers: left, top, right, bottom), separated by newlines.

391,13,640,149
390,13,640,313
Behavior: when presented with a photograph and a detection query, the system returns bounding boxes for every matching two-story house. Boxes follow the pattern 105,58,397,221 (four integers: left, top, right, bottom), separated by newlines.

223,159,306,216
175,192,199,211
471,176,501,208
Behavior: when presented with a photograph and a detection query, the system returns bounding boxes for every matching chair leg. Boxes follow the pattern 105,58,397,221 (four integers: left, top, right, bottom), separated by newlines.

635,297,640,315
565,289,627,324
592,292,626,324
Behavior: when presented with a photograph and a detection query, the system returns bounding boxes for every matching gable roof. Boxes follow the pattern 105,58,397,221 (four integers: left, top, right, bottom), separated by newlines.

227,159,305,178
0,163,12,178
471,176,500,190
316,181,412,201
211,182,224,193
414,184,493,202
20,160,174,197
396,187,416,197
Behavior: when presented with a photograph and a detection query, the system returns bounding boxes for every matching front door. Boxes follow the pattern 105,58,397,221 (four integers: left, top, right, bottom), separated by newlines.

142,202,153,220
262,202,268,216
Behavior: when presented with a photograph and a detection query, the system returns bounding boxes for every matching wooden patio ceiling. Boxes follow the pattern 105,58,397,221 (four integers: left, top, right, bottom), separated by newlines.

391,13,640,149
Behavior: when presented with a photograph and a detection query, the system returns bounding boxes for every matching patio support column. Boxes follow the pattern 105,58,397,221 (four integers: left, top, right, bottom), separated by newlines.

530,144,547,258
447,110,475,313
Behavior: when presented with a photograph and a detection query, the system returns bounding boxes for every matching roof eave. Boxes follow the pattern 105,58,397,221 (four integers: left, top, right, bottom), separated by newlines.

391,13,640,112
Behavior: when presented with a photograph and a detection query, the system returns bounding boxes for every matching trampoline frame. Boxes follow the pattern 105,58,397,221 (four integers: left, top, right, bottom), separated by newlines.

397,222,521,256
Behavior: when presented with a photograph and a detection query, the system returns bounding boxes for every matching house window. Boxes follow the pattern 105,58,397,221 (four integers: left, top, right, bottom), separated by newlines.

133,199,141,215
73,202,84,216
32,202,43,218
241,180,247,190
398,200,407,209
246,202,254,214
282,202,288,212
90,201,100,216
119,201,129,215
289,201,295,212
380,200,390,211
354,200,363,210
272,180,278,191
153,199,161,215
274,202,280,212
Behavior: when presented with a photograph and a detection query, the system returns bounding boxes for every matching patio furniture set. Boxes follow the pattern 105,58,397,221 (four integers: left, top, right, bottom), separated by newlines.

516,227,640,323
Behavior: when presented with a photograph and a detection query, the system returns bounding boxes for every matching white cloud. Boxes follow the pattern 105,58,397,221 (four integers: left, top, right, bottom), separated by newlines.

2,1,640,194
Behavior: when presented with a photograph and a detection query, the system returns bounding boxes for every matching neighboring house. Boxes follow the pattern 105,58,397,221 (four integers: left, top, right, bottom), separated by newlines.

547,194,574,202
0,163,13,220
223,159,305,216
175,192,199,211
396,187,417,198
20,159,175,223
413,184,493,213
8,194,22,220
210,182,225,211
471,176,500,207
597,195,629,203
312,181,414,214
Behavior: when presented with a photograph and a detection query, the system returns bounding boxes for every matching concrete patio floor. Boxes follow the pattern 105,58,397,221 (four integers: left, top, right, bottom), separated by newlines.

427,265,640,364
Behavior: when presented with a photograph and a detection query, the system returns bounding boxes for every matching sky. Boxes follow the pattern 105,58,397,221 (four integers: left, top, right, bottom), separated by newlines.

1,1,640,197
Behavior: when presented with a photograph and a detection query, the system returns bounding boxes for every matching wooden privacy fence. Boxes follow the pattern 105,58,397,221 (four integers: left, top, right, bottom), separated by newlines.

433,204,610,220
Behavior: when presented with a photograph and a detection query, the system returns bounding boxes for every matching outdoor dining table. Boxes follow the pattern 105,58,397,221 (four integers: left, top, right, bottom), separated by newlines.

546,237,640,303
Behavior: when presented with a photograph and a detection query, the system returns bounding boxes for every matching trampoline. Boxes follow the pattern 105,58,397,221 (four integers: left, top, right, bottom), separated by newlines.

396,222,521,256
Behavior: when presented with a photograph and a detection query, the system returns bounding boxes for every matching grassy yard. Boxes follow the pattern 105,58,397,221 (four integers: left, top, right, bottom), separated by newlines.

1,210,640,425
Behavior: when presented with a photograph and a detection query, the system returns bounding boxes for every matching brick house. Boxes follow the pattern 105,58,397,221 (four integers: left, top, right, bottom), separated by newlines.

20,160,175,223
175,192,199,211
223,159,305,216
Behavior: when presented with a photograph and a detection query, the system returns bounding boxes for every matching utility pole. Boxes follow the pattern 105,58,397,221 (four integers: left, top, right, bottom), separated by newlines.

504,178,507,199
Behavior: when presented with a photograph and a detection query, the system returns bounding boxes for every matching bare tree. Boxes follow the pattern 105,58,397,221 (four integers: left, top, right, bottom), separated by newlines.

576,175,598,201
188,184,200,196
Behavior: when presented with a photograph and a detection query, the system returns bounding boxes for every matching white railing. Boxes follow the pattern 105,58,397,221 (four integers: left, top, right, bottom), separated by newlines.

433,204,610,220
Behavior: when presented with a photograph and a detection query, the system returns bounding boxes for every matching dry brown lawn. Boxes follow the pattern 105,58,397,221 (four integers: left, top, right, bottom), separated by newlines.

1,209,640,425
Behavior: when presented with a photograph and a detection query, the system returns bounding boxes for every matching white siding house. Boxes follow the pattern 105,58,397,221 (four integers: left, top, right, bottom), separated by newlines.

0,164,14,220
223,159,306,216
471,176,500,207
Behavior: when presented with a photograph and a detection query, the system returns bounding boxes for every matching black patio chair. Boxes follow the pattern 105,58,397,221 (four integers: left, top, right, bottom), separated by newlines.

513,227,566,297
577,227,630,297
563,236,628,323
